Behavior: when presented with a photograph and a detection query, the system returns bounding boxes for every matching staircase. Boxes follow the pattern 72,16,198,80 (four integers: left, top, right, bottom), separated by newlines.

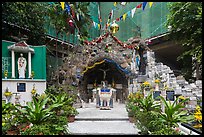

67,102,139,135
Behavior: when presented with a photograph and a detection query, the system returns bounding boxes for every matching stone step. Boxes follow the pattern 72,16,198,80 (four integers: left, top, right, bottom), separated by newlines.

75,117,129,121
68,121,139,135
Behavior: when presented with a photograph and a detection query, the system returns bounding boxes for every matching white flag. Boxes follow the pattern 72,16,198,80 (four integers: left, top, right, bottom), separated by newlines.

93,22,96,28
111,9,114,20
76,14,80,21
131,7,136,18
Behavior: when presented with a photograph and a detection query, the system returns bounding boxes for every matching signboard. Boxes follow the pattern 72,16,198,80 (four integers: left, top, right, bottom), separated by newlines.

17,83,26,92
166,90,175,101
153,91,161,100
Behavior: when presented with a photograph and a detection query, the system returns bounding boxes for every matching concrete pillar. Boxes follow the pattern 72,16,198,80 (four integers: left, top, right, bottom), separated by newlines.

28,52,31,78
11,50,15,78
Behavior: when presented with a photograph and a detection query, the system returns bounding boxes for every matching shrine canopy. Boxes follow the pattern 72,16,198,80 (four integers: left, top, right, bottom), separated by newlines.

8,41,35,54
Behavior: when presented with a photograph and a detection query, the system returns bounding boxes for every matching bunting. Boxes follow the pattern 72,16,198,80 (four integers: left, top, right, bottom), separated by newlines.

131,7,136,18
149,2,153,8
122,13,127,21
114,2,117,7
91,2,155,30
142,2,147,10
60,2,65,10
65,2,70,14
136,3,142,8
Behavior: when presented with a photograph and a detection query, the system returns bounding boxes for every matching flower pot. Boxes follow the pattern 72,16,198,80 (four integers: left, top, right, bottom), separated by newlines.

129,116,134,123
7,130,18,135
68,115,75,122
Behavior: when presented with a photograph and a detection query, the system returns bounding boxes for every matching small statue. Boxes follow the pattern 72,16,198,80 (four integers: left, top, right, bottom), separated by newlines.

17,53,27,78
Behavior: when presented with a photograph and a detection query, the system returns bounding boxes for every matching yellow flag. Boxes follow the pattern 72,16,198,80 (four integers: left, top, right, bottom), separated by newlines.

149,2,153,8
114,2,117,6
123,13,127,21
98,24,100,29
60,2,65,10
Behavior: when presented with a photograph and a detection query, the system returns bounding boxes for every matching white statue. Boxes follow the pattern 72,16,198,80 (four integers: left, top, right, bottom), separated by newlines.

18,53,27,78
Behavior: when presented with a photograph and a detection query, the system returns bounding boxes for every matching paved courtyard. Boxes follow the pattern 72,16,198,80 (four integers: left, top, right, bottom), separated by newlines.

68,102,139,135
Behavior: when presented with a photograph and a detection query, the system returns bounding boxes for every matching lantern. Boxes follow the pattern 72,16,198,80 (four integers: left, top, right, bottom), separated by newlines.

110,21,119,34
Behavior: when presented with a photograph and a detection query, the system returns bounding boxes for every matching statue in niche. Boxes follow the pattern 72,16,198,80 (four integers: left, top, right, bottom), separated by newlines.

17,53,27,78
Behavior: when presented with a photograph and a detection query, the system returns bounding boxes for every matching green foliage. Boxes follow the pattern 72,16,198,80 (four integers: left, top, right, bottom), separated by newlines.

2,2,48,45
62,106,79,116
2,102,18,134
47,2,92,40
166,2,202,80
151,125,183,135
21,115,69,135
16,94,62,125
137,93,161,112
158,96,194,127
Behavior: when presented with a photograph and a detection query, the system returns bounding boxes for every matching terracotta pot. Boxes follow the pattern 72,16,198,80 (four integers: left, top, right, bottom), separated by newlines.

7,130,18,135
68,115,75,122
129,116,135,123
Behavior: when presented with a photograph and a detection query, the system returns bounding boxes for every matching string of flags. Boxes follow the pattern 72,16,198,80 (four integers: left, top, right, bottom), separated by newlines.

59,2,154,31
92,2,154,30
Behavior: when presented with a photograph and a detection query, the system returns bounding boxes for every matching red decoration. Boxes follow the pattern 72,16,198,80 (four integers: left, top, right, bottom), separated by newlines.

69,19,74,27
116,18,120,21
136,3,142,8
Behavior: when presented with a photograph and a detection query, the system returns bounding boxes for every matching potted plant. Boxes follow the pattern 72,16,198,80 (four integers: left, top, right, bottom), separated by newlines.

4,87,13,102
63,106,79,122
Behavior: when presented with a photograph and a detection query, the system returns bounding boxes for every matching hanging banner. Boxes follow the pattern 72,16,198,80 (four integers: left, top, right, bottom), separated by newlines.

122,13,127,21
136,3,142,8
93,22,96,28
131,7,136,18
142,2,147,10
127,11,131,17
60,2,65,10
65,2,71,13
149,2,153,8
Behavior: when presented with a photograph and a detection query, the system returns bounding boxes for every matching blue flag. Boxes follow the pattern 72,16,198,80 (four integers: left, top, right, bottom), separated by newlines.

65,2,70,14
142,2,147,10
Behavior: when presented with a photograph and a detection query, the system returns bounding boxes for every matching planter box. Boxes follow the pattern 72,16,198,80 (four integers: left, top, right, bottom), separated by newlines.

180,123,202,135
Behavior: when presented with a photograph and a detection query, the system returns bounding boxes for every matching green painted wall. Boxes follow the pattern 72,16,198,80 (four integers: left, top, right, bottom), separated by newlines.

2,40,46,79
100,2,169,41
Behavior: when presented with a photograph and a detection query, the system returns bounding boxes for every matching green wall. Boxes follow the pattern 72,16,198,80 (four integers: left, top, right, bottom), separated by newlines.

2,40,46,79
100,2,169,41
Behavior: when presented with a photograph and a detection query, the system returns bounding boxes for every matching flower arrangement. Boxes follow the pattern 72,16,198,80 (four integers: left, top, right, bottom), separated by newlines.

178,96,185,100
193,105,202,129
31,89,36,95
31,84,37,95
4,87,12,97
4,70,8,78
154,79,160,84
31,71,35,78
142,81,150,87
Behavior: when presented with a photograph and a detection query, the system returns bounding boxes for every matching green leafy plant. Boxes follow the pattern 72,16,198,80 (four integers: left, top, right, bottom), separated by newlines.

158,96,194,127
62,106,79,116
137,93,161,112
16,94,62,125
